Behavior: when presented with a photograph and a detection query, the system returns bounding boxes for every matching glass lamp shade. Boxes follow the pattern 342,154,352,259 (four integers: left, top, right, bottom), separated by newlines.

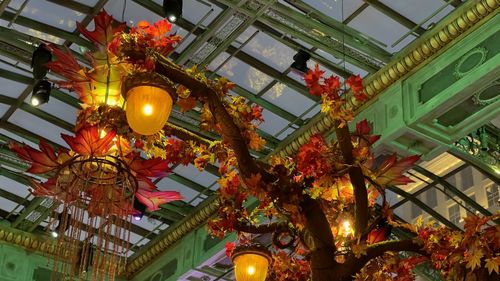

122,73,176,135
231,244,271,281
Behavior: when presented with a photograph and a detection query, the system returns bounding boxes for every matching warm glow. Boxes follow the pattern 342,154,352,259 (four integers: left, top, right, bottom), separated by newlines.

143,104,153,116
342,220,353,236
233,253,269,281
125,85,173,135
247,266,256,275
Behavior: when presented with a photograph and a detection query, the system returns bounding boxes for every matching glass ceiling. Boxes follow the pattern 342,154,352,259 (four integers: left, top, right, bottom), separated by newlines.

1,0,496,272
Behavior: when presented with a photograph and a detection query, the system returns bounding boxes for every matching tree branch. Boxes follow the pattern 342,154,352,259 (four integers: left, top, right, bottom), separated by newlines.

346,239,427,274
152,57,268,180
334,124,369,235
301,197,337,252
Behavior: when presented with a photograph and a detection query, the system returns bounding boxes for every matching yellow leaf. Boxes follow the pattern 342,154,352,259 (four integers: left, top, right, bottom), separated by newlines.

415,215,423,229
450,233,463,248
485,257,500,275
310,185,322,199
351,243,368,258
466,249,483,271
321,187,339,201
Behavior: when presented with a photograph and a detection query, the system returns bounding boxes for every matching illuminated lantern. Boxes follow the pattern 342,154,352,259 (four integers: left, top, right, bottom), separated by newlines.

122,73,177,135
231,243,271,281
89,64,125,105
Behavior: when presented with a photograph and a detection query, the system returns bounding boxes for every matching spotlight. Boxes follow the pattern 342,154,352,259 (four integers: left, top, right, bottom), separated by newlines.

31,44,52,80
291,50,311,74
133,197,146,221
31,80,51,106
51,231,59,238
163,0,182,22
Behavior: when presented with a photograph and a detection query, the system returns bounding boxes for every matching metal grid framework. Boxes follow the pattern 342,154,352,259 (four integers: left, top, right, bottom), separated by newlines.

0,0,497,268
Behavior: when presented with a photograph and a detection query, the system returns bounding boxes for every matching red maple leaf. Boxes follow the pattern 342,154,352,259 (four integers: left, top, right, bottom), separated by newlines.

251,104,264,124
304,64,324,96
177,97,197,112
9,140,61,174
77,10,126,47
61,126,116,157
135,188,182,211
296,134,331,178
124,152,170,178
374,154,420,186
323,75,341,94
355,119,380,145
346,74,364,93
45,44,86,83
225,242,235,257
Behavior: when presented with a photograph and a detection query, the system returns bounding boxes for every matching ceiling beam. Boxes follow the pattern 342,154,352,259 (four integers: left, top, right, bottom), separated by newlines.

0,10,92,49
46,0,93,14
283,0,391,60
387,185,461,230
413,166,494,218
363,0,427,35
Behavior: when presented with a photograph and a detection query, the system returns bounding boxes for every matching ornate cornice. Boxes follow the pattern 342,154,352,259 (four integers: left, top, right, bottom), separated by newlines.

124,197,220,277
124,0,499,277
274,0,499,158
0,223,57,255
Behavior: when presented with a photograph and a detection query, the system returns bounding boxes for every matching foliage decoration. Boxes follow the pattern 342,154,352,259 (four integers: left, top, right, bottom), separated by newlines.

9,10,500,281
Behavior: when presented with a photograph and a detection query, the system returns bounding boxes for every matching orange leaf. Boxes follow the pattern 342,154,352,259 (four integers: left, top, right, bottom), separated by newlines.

135,188,182,211
61,126,116,157
177,97,197,112
374,154,420,186
77,10,126,47
9,140,61,174
346,74,364,93
124,152,170,178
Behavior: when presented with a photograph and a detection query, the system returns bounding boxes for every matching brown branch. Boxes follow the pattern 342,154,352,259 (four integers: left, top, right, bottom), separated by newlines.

345,239,427,274
152,57,268,180
334,124,369,235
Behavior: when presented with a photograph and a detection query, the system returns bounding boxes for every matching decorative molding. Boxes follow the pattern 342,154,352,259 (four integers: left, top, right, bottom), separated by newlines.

124,197,220,277
0,223,57,257
453,47,488,79
472,79,500,105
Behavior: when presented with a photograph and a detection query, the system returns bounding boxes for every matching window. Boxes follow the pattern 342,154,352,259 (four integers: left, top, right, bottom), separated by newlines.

426,188,437,208
446,175,456,187
459,167,474,190
486,185,499,208
464,194,476,214
448,204,460,225
411,203,422,218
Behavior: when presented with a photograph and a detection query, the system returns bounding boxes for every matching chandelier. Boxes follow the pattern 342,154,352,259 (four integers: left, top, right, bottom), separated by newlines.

9,11,184,281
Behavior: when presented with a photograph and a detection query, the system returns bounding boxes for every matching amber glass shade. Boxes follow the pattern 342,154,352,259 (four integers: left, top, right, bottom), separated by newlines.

232,245,271,281
125,85,173,135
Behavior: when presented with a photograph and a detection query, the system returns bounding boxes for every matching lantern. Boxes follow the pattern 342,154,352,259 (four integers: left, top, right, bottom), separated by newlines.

122,73,177,135
231,243,271,281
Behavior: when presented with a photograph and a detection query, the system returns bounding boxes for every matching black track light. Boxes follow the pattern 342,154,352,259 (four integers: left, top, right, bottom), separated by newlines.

31,44,52,80
291,50,311,74
31,80,51,107
163,0,182,23
133,197,147,221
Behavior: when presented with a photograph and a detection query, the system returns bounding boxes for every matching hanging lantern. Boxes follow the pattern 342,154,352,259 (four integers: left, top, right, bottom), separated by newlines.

122,73,177,135
231,243,271,281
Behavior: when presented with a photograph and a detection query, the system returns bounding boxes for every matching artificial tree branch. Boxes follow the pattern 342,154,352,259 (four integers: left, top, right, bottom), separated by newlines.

334,123,369,236
346,238,427,274
301,197,338,276
152,57,268,180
